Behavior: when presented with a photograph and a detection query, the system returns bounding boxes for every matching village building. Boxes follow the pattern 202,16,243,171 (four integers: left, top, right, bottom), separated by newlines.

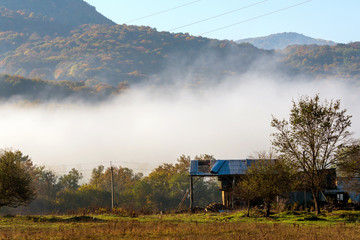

189,159,360,210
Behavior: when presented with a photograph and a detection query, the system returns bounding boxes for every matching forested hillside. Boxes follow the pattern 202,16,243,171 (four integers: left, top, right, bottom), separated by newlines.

0,0,359,102
237,32,337,50
0,0,114,34
0,24,271,87
280,42,360,80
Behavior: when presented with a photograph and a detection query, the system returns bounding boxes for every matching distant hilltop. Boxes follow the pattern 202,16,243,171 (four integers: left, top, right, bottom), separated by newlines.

0,0,359,103
236,32,337,50
0,0,115,35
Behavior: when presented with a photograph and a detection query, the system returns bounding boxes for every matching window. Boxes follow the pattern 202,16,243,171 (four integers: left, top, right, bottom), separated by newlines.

337,193,344,201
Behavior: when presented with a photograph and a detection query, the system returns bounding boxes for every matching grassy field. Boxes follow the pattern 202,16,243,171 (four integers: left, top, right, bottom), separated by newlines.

1,211,360,239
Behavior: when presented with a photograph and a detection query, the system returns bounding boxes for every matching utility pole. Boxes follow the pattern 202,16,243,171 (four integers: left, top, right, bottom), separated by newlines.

110,161,115,210
190,176,193,212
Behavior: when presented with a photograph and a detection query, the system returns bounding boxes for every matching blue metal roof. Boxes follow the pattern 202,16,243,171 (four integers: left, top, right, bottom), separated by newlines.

190,159,258,176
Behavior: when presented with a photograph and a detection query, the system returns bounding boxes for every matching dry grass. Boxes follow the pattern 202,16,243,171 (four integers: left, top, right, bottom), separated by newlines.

0,212,360,239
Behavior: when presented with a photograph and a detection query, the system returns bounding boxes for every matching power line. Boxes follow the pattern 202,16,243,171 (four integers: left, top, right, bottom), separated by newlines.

200,0,313,36
46,163,159,174
125,0,202,24
46,160,160,168
40,160,173,175
53,169,94,175
47,161,108,167
51,167,157,175
169,0,268,32
110,161,160,166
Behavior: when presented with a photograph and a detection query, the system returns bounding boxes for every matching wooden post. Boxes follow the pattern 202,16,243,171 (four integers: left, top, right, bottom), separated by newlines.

232,177,235,209
190,175,193,212
110,162,114,210
175,188,190,213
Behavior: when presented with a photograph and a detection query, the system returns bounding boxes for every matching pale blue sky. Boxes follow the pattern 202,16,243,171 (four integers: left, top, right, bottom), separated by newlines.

84,0,359,43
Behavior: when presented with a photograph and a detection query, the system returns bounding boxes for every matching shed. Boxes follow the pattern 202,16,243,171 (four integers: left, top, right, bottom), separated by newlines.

189,159,259,208
188,159,342,211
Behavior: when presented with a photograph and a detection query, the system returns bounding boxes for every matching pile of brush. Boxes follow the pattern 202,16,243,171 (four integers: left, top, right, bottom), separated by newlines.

323,202,360,212
205,203,227,212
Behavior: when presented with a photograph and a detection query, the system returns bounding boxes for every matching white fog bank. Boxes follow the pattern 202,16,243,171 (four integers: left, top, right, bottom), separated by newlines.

0,76,359,179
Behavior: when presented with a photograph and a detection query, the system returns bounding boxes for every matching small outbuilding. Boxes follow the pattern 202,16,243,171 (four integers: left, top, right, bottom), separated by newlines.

189,159,359,211
189,159,258,208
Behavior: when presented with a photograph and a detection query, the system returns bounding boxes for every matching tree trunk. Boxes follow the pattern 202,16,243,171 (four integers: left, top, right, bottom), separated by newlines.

265,203,271,217
246,199,250,217
312,190,321,215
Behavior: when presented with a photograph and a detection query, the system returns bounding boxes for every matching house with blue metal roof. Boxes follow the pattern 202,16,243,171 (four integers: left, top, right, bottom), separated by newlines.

189,159,262,209
190,159,258,176
188,159,348,211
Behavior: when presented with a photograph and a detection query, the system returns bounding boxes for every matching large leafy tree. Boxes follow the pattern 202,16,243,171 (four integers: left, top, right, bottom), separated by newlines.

89,165,142,208
0,149,35,208
336,142,360,194
337,142,360,174
236,151,296,217
271,95,352,214
58,168,83,191
32,166,58,201
247,159,295,217
132,154,220,212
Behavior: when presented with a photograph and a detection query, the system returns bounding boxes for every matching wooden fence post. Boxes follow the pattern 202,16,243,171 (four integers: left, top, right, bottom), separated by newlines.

190,175,193,212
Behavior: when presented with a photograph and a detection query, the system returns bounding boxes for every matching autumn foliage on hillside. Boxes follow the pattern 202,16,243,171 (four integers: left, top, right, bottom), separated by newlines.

0,0,114,29
0,0,359,101
280,43,360,79
1,21,359,91
0,23,269,87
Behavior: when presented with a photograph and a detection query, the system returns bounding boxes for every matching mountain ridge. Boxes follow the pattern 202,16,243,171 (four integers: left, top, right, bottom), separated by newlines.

0,24,272,87
0,1,358,102
237,32,337,50
0,0,115,35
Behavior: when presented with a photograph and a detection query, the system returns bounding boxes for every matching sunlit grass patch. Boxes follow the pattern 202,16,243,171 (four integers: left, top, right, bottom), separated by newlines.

1,211,360,239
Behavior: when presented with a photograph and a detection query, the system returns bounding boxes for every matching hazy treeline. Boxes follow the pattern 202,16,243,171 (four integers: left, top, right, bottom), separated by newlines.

0,155,220,215
0,74,127,102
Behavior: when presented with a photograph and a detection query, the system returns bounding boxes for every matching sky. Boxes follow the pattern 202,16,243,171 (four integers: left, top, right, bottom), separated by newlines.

84,0,360,43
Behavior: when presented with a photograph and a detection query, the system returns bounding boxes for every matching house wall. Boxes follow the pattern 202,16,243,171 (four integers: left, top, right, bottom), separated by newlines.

222,191,233,208
348,192,360,203
337,178,360,203
289,191,313,208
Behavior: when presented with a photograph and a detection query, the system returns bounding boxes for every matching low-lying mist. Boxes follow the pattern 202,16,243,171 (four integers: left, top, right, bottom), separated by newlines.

0,74,359,180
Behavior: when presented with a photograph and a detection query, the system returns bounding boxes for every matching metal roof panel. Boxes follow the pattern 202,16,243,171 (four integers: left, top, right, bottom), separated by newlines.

190,159,251,176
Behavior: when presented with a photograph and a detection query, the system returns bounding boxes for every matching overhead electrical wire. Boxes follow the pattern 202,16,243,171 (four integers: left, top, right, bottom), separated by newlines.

53,167,155,175
44,161,165,175
46,160,160,168
169,0,268,32
125,0,202,24
200,0,313,36
50,165,158,174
